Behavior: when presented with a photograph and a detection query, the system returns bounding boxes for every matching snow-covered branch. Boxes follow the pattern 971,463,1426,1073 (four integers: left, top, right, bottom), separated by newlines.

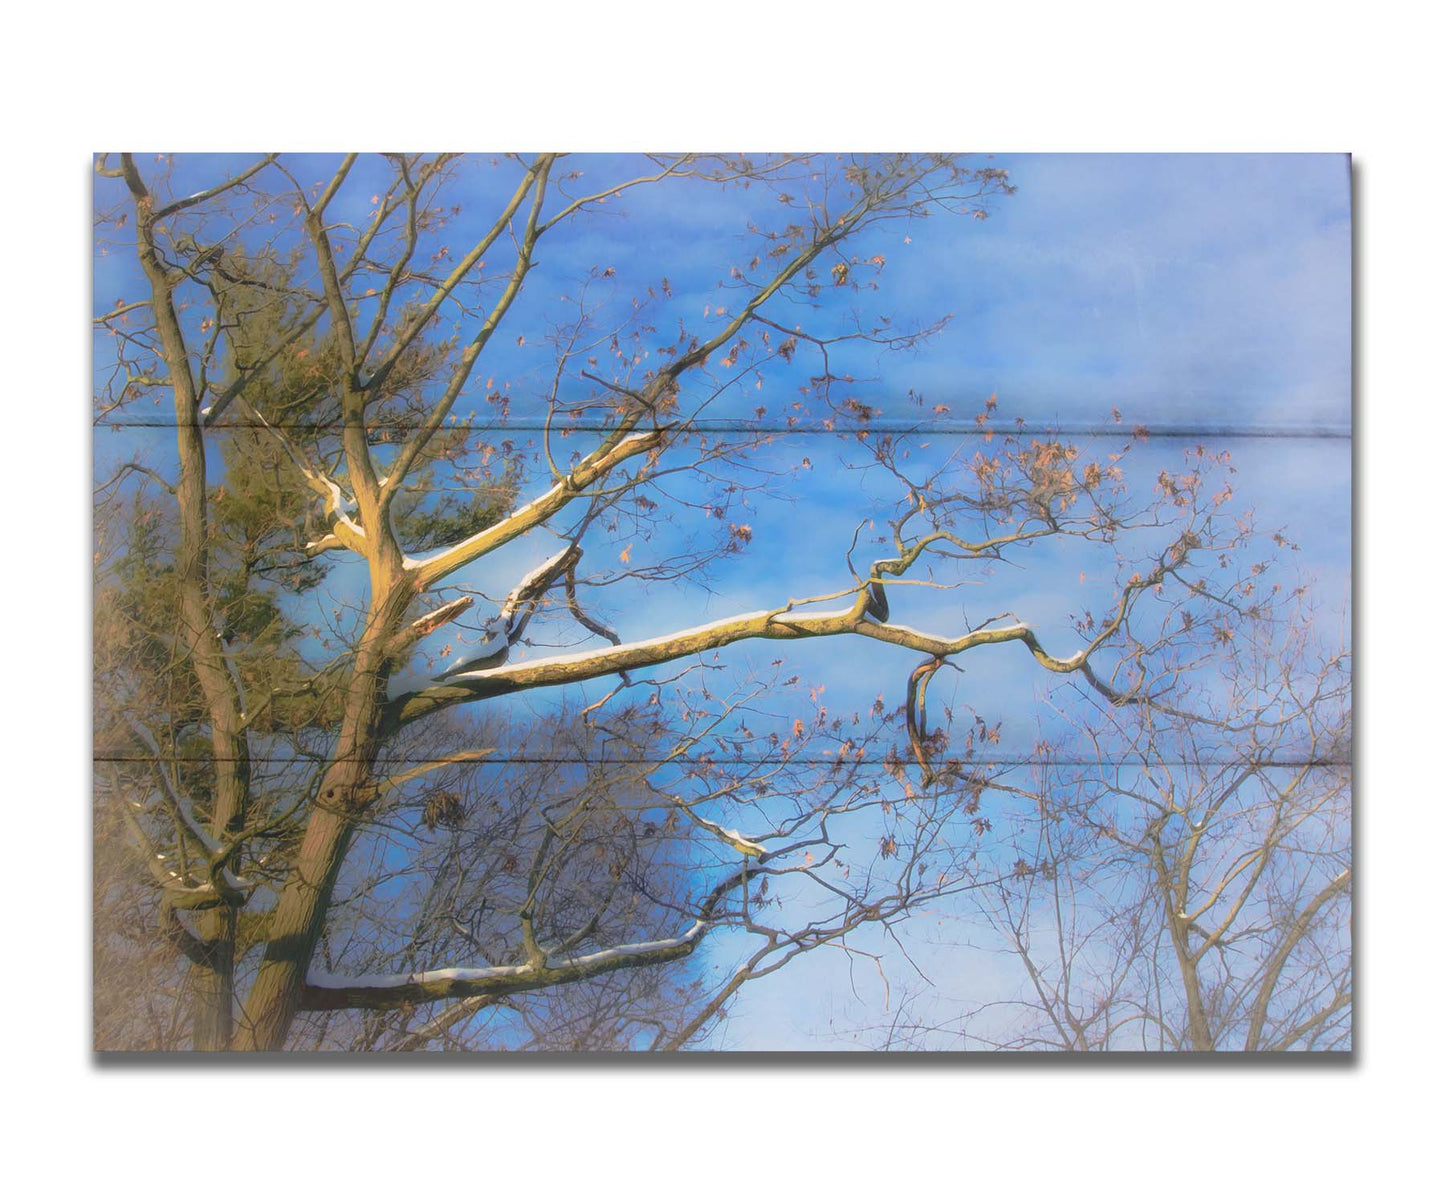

404,430,665,588
298,921,708,1012
235,394,367,553
126,719,224,858
384,586,1118,731
428,545,580,679
680,809,770,858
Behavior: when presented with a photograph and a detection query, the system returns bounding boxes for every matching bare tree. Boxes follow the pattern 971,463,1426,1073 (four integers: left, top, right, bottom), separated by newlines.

873,595,1351,1052
93,152,1275,1051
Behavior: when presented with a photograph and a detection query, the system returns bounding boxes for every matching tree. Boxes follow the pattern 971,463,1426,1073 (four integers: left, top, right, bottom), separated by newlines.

868,593,1351,1052
92,152,1338,1052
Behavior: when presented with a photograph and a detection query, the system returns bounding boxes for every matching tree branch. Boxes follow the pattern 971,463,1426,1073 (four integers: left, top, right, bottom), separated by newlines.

149,153,277,221
386,594,1133,731
298,921,707,1011
1245,868,1353,1050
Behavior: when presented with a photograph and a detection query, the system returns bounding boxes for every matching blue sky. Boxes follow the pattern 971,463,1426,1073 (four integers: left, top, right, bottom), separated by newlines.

344,152,1353,736
896,153,1351,426
93,153,1351,1049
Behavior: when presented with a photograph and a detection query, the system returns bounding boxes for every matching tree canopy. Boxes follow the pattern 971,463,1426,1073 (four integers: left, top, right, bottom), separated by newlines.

92,152,1350,1052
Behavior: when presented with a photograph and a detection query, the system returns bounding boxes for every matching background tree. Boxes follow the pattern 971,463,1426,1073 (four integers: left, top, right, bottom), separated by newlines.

92,152,1339,1051
868,591,1351,1051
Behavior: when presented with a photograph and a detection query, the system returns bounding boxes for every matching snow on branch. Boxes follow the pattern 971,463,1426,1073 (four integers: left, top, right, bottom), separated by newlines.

504,545,582,605
404,429,665,587
385,593,1099,731
405,596,476,641
234,394,366,551
685,812,769,858
400,480,570,575
429,545,581,680
299,921,709,1012
127,719,224,858
386,530,1173,733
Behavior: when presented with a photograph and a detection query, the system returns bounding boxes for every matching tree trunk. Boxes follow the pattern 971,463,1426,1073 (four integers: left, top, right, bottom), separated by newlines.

121,159,253,1051
1176,946,1215,1052
232,593,410,1051
1147,829,1214,1052
190,908,237,1049
232,801,355,1051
